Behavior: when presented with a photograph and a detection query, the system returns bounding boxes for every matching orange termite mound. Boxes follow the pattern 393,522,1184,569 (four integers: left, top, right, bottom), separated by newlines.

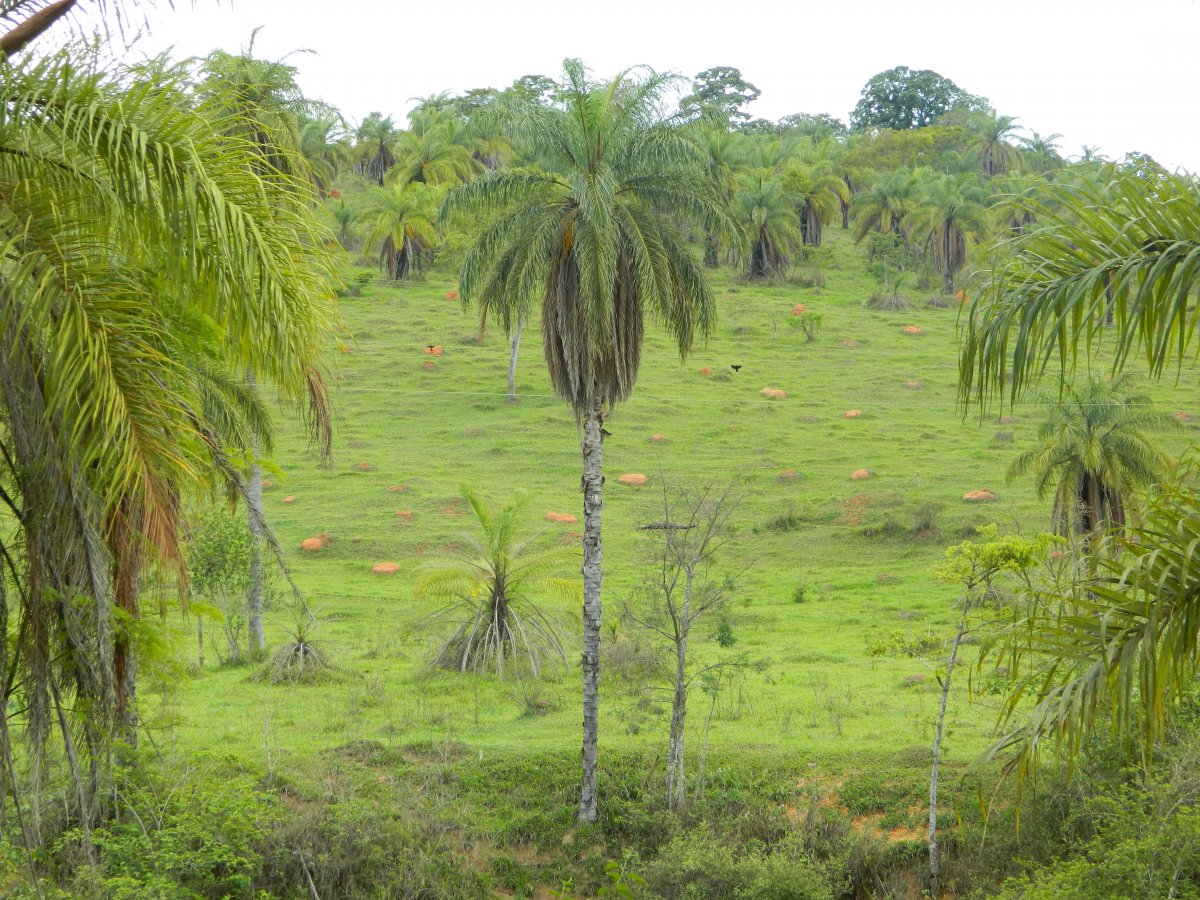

281,495,295,504
422,360,437,370
261,479,273,488
386,484,410,493
354,462,375,472
791,303,807,315
851,469,872,480
777,470,798,482
545,512,579,524
300,537,324,553
903,380,923,390
371,562,401,575
699,367,712,376
901,325,924,335
395,510,413,519
840,339,859,348
445,290,459,300
423,345,444,356
955,290,969,304
650,433,666,443
962,489,997,502
843,409,862,418
617,474,648,486
760,387,787,399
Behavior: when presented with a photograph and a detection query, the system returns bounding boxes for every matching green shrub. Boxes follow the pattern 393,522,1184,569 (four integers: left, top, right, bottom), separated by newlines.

644,826,835,899
56,763,276,899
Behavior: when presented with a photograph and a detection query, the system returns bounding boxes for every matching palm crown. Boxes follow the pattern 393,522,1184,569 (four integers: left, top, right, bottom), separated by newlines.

441,59,738,414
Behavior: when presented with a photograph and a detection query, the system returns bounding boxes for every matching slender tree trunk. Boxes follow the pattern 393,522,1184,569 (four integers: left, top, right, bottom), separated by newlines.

507,318,523,403
246,373,266,658
943,269,954,294
197,617,205,669
703,229,719,268
1104,271,1115,326
578,402,604,824
929,598,968,897
666,571,693,813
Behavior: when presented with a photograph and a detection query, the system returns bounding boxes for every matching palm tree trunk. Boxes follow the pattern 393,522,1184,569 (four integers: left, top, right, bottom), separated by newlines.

246,373,266,659
578,401,604,824
507,318,523,403
703,229,719,268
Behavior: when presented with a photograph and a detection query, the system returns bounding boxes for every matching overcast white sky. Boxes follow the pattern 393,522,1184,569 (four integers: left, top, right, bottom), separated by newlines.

80,0,1200,172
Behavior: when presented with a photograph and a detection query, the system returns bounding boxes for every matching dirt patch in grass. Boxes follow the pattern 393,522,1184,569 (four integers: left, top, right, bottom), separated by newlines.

371,562,401,575
545,512,578,524
851,469,871,480
354,462,375,472
962,489,996,502
617,473,647,486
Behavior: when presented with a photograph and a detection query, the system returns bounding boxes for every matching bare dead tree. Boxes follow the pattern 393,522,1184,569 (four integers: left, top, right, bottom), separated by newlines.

623,480,741,814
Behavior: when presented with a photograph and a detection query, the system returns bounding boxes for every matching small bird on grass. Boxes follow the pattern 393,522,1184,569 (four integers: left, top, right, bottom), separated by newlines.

731,364,742,372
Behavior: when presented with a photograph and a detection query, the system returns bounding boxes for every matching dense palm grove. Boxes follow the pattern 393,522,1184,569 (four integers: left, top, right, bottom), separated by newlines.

3,2,1200,894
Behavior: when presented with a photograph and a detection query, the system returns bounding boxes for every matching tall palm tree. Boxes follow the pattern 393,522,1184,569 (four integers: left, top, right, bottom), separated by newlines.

735,170,801,278
415,487,581,678
1008,376,1177,539
851,169,919,241
0,45,335,833
961,167,1200,791
199,35,326,659
694,124,745,266
354,112,400,185
441,59,737,823
366,182,441,280
784,160,849,247
969,111,1023,177
1020,130,1064,175
904,171,983,293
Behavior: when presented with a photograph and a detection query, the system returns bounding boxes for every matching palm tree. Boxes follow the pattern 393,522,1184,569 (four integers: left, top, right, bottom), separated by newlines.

441,59,737,823
0,45,335,834
961,167,1200,791
694,124,745,266
299,112,350,197
1020,130,1064,175
391,112,482,187
365,182,441,280
199,35,327,660
415,487,581,678
354,112,400,185
904,172,983,293
784,160,849,247
1008,376,1177,539
969,111,1023,177
736,170,801,278
851,169,919,241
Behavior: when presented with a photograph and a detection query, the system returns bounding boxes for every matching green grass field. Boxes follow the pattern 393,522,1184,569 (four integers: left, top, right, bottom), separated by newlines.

154,227,1200,834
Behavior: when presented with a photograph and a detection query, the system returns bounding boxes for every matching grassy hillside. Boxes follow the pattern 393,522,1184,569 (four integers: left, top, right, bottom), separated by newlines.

158,228,1199,772
125,230,1199,900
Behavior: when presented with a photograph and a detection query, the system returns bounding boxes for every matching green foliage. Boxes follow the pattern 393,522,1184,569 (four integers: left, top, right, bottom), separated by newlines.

788,311,822,341
934,524,1060,588
644,826,836,899
994,736,1200,898
1007,374,1179,538
680,66,762,126
187,508,257,664
415,485,580,677
850,66,989,131
56,763,277,899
